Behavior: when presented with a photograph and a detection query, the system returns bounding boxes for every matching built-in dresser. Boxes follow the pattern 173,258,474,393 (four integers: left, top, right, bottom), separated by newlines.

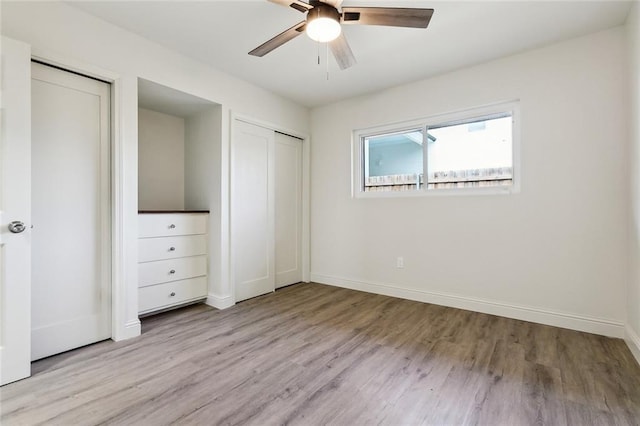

138,211,209,315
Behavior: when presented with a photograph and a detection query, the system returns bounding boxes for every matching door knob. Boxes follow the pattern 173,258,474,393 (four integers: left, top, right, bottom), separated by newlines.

8,221,26,233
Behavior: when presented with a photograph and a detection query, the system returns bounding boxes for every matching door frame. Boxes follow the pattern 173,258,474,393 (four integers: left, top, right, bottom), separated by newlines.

228,113,311,304
30,48,140,343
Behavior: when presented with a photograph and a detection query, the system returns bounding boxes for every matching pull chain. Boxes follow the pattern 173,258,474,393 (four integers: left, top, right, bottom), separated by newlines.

326,42,329,81
316,8,321,66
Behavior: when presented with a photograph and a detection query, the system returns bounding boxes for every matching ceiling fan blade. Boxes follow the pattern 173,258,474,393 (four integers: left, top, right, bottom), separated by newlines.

329,32,356,70
249,21,307,57
268,0,312,13
341,7,434,28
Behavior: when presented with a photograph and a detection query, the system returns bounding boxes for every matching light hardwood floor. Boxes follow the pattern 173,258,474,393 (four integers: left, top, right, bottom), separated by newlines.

2,283,640,425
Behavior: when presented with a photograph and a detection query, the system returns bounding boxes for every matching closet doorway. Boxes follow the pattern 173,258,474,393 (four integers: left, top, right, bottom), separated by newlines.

232,120,303,302
30,62,112,360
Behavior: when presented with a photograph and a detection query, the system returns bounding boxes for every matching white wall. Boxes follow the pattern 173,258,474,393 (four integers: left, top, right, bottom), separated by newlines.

184,107,219,211
627,2,640,363
138,108,185,210
184,106,232,307
310,27,629,337
1,1,309,340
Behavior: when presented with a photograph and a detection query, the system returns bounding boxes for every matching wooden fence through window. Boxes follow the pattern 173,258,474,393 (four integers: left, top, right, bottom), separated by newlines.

364,167,513,192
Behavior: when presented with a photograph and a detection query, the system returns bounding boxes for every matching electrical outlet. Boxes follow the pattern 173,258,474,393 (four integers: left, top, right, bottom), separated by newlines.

396,257,404,268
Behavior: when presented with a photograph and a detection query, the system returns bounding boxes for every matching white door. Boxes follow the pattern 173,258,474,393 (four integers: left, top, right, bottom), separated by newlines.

232,120,275,302
0,37,32,385
274,132,302,288
30,62,111,361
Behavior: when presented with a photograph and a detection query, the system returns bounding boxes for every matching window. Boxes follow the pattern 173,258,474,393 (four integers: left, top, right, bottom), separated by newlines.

363,128,424,192
354,102,519,196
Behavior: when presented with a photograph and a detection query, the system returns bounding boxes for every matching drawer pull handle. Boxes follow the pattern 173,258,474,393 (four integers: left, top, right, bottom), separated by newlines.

170,292,176,297
169,224,176,229
169,247,176,252
169,269,176,274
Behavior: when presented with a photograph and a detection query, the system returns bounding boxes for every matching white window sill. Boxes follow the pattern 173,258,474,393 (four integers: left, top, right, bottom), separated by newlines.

354,185,518,199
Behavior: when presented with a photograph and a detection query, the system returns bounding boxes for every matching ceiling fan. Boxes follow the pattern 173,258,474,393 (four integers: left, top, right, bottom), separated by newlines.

249,0,434,70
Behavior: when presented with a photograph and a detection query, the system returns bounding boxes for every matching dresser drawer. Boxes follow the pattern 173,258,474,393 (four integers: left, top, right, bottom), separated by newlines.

139,277,207,314
139,235,207,263
138,256,207,287
139,213,207,238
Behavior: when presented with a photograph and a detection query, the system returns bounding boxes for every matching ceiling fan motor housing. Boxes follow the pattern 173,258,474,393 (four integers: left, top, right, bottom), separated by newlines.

306,2,342,42
307,2,341,25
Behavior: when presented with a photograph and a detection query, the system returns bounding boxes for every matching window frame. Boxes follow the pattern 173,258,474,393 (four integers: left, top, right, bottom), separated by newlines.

352,101,521,198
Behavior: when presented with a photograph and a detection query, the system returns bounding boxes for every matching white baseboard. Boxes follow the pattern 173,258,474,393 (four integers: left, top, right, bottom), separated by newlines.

625,325,640,366
206,293,235,310
310,274,625,338
113,319,141,341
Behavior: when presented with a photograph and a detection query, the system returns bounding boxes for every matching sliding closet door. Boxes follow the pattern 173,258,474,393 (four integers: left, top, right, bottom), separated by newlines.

232,120,275,302
274,133,302,288
31,62,111,360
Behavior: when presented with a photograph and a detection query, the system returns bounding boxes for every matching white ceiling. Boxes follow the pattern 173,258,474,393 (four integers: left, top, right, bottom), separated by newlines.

69,0,633,108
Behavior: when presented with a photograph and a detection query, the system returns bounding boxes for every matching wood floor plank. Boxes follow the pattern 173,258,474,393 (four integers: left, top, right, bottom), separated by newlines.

421,339,497,425
464,340,527,425
1,283,639,425
521,361,567,425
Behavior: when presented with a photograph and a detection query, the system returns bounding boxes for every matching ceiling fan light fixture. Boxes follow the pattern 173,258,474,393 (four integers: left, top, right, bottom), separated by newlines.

306,4,342,42
307,17,341,42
